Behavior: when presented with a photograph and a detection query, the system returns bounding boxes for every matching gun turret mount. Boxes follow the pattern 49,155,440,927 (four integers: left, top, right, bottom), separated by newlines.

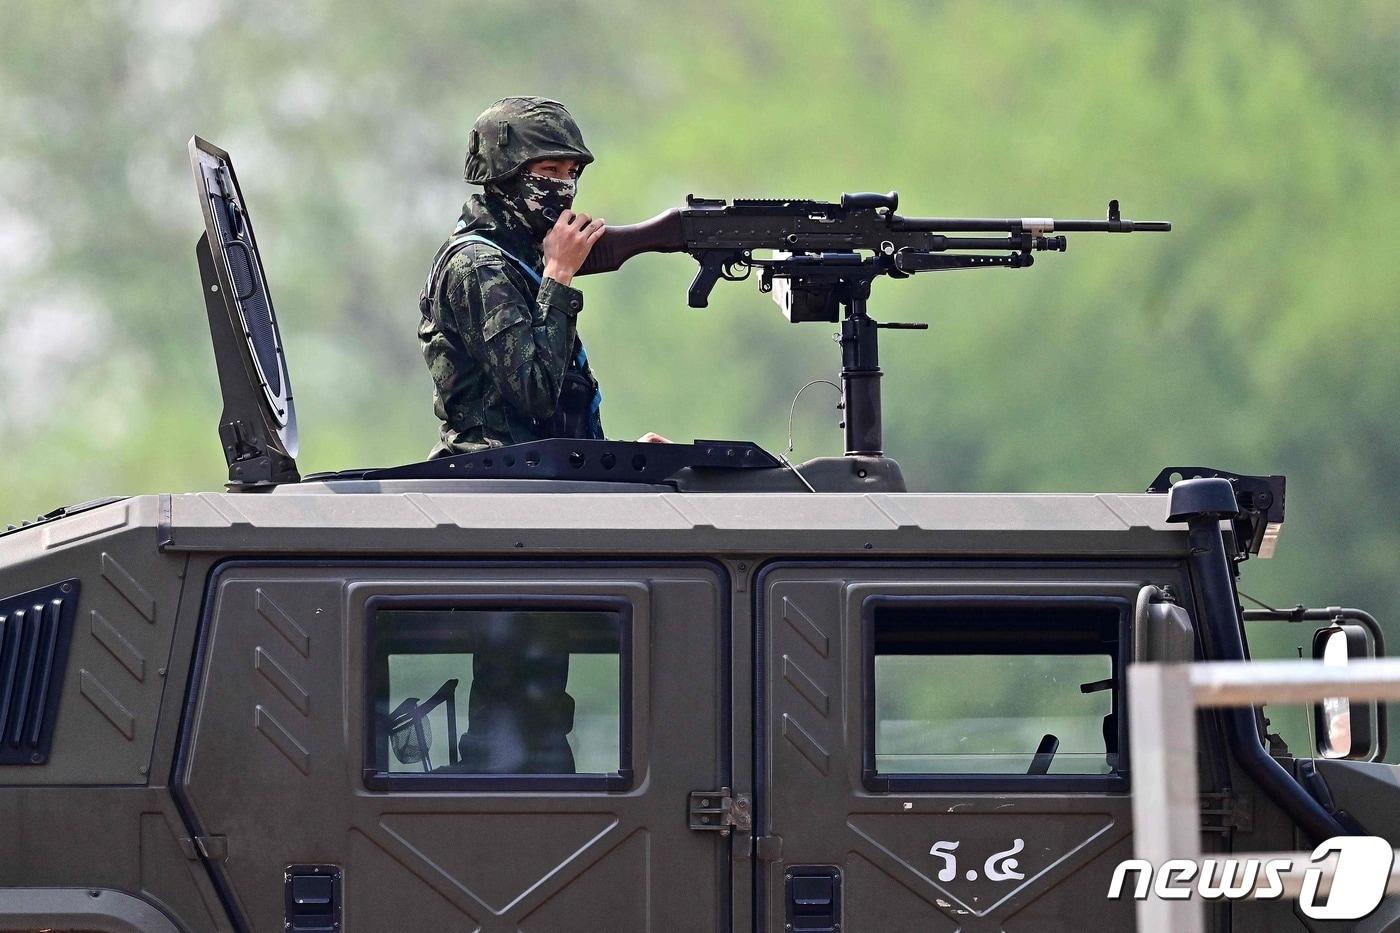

580,192,1169,466
761,257,915,456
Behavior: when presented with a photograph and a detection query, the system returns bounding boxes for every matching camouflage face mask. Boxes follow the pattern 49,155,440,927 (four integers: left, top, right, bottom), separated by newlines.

491,171,578,236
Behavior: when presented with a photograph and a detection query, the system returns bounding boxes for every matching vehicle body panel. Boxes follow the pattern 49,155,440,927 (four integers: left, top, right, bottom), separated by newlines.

2,488,1388,931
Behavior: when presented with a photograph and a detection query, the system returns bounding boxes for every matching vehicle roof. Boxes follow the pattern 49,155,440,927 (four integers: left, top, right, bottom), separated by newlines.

1,488,1192,559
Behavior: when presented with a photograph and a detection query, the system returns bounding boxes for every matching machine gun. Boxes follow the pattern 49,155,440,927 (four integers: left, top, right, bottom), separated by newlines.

578,193,1170,457
577,192,1168,308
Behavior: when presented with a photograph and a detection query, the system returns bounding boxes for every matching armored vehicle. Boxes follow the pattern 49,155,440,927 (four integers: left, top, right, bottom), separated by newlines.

0,138,1395,932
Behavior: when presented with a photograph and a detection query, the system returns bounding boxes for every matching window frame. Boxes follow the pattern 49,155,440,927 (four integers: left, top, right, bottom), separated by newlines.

362,594,634,792
861,594,1131,794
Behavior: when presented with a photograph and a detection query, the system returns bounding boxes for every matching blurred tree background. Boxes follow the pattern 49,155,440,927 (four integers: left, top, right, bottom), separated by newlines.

2,0,1397,754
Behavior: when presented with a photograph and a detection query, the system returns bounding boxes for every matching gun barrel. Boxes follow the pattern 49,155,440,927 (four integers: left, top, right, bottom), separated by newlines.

893,216,1171,233
1055,219,1172,232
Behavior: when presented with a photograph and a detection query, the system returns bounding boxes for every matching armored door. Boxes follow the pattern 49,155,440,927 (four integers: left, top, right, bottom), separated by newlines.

756,562,1176,933
178,561,729,932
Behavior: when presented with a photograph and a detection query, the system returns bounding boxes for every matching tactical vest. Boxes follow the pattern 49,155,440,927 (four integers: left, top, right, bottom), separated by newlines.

420,233,603,441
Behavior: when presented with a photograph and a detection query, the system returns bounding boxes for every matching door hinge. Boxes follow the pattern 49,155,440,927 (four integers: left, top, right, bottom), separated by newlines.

1200,792,1252,834
689,787,752,836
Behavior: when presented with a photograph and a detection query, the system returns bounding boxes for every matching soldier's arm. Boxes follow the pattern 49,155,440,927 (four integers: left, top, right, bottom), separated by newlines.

451,252,581,420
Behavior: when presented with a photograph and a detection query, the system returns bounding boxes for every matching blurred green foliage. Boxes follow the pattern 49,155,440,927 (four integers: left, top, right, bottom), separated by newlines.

2,0,1397,755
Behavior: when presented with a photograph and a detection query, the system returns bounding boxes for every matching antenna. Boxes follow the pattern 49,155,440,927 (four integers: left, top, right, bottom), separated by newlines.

188,136,300,488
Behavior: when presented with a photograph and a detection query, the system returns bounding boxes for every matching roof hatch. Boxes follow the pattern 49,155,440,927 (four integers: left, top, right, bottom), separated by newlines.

189,135,299,488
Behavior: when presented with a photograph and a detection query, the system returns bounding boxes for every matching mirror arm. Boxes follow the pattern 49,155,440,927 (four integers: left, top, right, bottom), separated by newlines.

1243,607,1387,658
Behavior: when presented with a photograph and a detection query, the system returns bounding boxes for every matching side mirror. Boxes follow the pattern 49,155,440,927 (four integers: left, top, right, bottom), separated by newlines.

1311,624,1378,760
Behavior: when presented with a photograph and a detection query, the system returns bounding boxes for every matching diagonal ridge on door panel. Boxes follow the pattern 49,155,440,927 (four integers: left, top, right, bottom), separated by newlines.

100,553,156,622
349,827,482,930
844,851,962,932
255,587,309,657
782,712,830,775
782,596,829,658
517,829,649,932
782,655,830,715
254,646,309,716
379,812,619,915
91,609,145,681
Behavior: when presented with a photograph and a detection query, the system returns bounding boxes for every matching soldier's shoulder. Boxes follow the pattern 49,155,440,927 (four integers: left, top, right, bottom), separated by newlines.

440,242,513,300
444,238,510,275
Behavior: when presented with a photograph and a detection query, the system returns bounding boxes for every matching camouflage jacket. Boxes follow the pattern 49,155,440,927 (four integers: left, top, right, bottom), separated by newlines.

418,194,603,457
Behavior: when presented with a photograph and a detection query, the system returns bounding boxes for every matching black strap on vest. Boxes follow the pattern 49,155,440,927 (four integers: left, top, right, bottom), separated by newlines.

419,232,494,319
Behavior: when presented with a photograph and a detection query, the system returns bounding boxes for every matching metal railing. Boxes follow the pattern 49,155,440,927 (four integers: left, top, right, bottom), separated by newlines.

1128,658,1400,932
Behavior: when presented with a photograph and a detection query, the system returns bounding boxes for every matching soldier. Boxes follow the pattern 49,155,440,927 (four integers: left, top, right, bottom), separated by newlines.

417,99,668,775
419,96,667,457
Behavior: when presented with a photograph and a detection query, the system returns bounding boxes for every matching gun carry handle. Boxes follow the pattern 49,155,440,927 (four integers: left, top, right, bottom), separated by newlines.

576,208,685,276
840,191,899,211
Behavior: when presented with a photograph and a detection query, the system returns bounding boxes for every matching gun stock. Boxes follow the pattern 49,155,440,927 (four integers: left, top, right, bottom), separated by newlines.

577,208,686,275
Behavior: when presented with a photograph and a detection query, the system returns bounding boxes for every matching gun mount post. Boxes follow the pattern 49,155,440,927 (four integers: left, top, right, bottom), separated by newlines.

838,283,882,456
763,257,927,461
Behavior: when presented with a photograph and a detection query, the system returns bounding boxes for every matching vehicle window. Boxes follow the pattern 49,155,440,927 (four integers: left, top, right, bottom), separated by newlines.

367,605,627,788
869,600,1121,779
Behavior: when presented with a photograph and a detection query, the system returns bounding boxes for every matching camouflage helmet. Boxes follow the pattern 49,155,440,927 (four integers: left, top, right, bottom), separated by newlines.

464,97,594,185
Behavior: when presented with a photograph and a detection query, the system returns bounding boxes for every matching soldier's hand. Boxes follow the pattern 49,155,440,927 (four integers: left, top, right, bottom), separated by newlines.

637,432,672,443
542,210,605,287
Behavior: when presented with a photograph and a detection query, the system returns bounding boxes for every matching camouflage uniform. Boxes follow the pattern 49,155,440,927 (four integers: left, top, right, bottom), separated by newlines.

419,97,604,457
